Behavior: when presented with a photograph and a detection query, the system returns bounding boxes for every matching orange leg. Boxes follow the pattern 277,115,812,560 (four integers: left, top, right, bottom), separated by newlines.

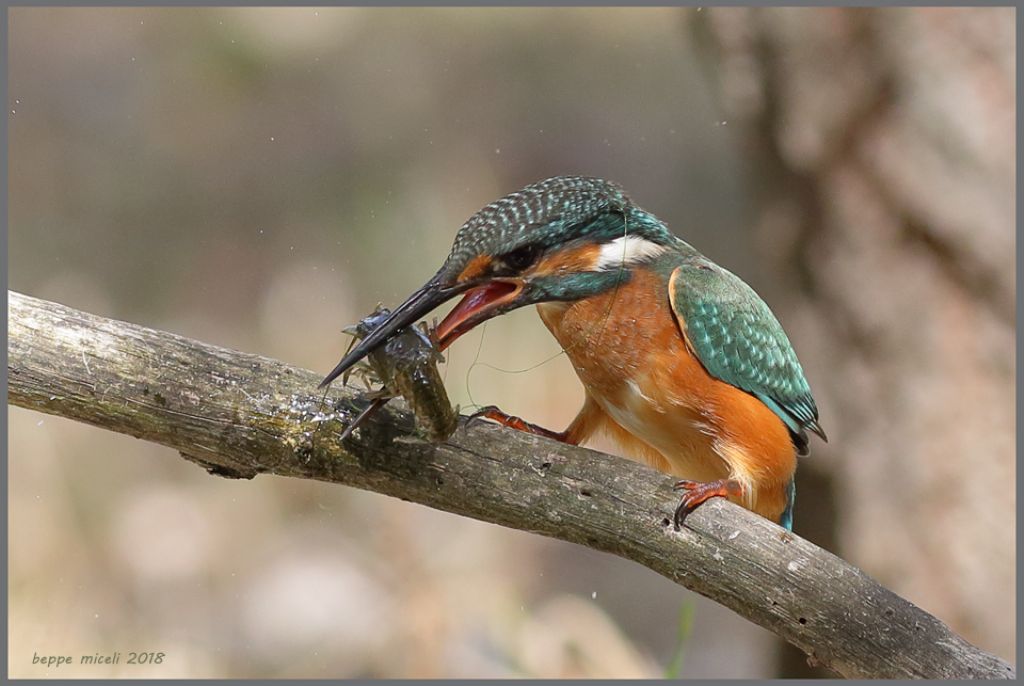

469,405,571,442
673,478,743,530
468,397,603,446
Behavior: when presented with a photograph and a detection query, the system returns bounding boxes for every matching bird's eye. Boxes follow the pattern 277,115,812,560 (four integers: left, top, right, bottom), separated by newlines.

500,245,541,272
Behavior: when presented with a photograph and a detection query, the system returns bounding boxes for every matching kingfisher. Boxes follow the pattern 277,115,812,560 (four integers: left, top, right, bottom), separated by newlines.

321,176,826,530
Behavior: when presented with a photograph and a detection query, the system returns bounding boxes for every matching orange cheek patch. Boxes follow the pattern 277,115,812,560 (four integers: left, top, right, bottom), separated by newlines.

458,255,492,282
532,244,601,276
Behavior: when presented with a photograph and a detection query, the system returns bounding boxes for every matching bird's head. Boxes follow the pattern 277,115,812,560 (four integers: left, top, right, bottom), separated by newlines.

320,176,677,388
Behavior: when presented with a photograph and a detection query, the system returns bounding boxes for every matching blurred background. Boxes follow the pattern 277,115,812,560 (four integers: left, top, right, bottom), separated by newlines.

8,7,1014,678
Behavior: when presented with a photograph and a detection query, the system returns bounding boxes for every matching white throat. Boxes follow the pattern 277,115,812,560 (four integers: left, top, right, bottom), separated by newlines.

595,235,668,270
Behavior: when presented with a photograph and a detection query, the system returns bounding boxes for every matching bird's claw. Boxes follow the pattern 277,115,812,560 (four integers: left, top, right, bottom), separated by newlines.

467,405,502,427
671,478,742,531
465,405,567,442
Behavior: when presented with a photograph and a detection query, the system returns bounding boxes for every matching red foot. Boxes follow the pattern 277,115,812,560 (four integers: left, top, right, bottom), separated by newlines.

469,405,568,442
672,478,743,530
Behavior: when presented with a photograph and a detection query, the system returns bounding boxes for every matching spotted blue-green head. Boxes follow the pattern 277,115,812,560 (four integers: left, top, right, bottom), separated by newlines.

320,176,678,387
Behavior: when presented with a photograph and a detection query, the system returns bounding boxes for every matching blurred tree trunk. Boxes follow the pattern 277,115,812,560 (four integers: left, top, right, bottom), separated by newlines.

691,6,1015,674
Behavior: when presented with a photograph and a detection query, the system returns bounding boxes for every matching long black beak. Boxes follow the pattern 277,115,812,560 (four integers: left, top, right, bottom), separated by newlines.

318,275,462,389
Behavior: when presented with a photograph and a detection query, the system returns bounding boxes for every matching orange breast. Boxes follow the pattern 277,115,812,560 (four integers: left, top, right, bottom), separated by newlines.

536,268,797,521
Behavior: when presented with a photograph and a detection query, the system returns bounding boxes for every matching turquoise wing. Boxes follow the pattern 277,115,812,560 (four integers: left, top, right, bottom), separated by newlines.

668,261,825,455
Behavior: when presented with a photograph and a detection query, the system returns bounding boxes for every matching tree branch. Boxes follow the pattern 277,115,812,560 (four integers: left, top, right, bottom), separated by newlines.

7,290,1014,679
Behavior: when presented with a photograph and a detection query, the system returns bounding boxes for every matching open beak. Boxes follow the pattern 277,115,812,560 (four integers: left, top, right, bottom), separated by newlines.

434,278,523,349
318,276,525,389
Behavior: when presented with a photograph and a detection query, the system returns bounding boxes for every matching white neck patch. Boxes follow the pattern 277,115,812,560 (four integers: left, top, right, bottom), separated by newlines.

595,235,668,270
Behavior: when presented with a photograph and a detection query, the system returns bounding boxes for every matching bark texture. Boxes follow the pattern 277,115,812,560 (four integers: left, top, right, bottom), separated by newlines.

7,290,1015,680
